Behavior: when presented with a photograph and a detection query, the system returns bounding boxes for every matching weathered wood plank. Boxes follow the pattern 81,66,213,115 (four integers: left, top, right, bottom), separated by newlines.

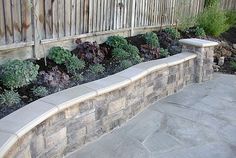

44,0,52,39
64,0,71,36
12,0,22,43
3,0,13,43
0,0,6,45
70,0,76,35
75,0,81,34
52,0,58,38
58,0,65,37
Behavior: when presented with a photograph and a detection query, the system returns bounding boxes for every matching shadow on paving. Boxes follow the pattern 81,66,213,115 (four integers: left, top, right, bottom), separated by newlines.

67,73,236,158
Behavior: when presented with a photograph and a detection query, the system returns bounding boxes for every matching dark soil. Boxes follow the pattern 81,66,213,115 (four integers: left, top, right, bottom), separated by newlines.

220,27,236,44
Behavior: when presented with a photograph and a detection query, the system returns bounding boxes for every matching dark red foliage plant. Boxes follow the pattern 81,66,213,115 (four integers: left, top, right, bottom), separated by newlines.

72,39,108,64
38,66,70,91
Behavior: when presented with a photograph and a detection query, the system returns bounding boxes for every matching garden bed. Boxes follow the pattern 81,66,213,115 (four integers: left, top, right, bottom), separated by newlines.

0,26,235,119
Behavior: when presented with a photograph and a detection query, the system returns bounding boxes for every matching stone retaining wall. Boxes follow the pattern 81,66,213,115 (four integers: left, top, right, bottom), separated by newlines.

0,39,218,158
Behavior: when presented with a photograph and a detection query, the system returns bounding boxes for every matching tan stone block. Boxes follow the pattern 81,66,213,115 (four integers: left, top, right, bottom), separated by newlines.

81,112,96,124
30,134,45,157
145,86,154,97
108,98,126,115
45,127,67,149
15,145,31,158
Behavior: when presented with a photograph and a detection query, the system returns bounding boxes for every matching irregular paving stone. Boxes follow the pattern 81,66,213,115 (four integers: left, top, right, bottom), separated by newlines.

151,142,236,158
68,132,149,158
219,125,236,146
143,131,182,153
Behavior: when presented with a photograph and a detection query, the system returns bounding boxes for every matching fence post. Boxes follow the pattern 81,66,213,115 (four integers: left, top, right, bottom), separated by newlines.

130,0,135,36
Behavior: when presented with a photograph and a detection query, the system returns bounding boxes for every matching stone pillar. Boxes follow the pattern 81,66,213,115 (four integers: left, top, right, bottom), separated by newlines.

179,38,218,83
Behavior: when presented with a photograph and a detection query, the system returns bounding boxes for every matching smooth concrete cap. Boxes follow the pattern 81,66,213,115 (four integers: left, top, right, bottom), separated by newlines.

0,132,18,158
0,100,58,137
134,60,168,73
165,54,186,66
181,52,197,61
179,38,218,48
83,75,131,95
41,85,97,111
116,67,149,82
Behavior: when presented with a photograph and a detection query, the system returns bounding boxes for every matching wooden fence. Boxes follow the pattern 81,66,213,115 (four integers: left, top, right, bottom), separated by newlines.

0,0,235,61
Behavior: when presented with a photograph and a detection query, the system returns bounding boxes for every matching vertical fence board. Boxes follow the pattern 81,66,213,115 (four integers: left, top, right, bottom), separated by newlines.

70,0,76,35
12,0,22,43
3,0,13,43
58,0,65,37
45,0,52,39
0,0,5,45
21,0,32,42
64,0,70,36
52,0,58,38
75,0,80,34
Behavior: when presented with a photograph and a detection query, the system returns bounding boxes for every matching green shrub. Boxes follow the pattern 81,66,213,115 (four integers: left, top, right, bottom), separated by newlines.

119,60,133,70
72,73,84,82
122,44,142,64
32,86,49,97
106,36,128,48
160,48,169,58
0,60,39,89
226,10,236,26
204,0,219,8
124,44,143,62
195,27,206,37
112,48,130,61
230,61,236,71
178,16,197,31
197,4,229,37
144,32,160,48
48,47,71,64
89,64,105,75
65,55,85,75
164,28,181,39
0,90,21,106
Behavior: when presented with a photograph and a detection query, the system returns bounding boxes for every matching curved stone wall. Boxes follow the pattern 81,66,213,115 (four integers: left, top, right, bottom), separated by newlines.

0,52,197,158
0,38,218,158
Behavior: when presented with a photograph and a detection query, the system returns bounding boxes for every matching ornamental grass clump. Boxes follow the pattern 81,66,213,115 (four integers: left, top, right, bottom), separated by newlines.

197,2,229,37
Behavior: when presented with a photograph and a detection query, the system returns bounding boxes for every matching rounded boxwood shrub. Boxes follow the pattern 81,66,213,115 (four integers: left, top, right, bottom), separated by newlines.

112,48,130,61
119,60,133,70
0,60,39,89
0,90,21,107
48,47,71,64
144,32,160,48
122,44,142,64
89,64,105,75
65,55,85,75
195,27,206,37
106,36,128,48
164,28,181,39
